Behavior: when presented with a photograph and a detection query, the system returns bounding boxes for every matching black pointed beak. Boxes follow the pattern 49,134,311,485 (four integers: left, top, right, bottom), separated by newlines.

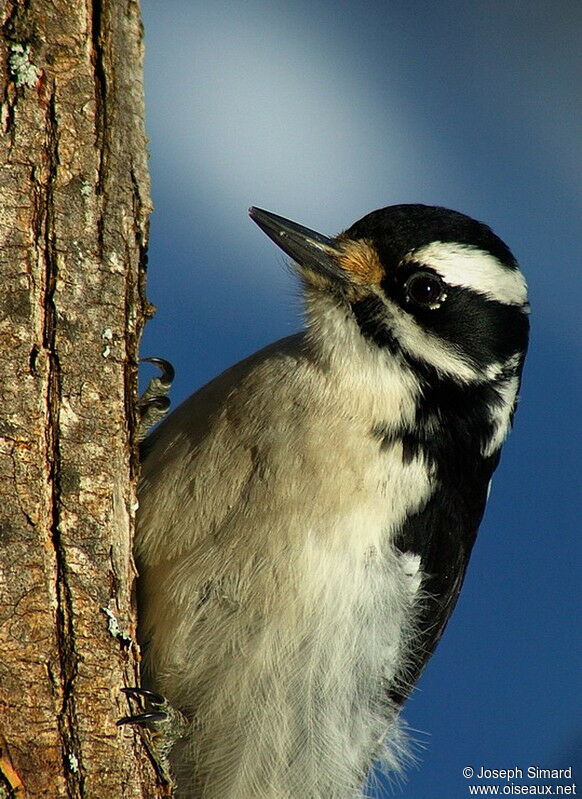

249,207,348,284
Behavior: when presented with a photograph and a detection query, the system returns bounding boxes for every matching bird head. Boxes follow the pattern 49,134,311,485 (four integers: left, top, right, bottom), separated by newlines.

249,204,529,390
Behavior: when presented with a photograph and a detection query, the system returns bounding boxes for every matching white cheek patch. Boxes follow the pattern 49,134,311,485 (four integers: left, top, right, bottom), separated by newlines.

383,300,483,382
406,242,528,308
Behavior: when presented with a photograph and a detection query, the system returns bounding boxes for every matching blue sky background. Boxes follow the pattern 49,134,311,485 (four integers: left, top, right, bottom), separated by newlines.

139,2,581,796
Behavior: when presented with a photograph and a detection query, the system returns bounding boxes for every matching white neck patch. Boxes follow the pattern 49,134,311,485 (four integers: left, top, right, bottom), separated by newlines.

406,242,528,307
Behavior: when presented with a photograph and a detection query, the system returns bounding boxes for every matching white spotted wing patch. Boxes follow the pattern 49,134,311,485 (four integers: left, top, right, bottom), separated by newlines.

399,551,423,597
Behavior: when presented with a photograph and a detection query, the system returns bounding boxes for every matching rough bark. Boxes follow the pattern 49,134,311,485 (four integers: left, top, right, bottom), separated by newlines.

0,0,166,795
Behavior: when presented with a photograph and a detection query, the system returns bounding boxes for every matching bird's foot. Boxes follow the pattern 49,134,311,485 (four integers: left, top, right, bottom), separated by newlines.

118,687,188,780
137,357,175,441
117,687,170,727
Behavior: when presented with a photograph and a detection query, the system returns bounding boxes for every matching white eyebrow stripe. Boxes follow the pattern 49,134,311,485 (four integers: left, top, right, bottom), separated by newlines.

406,242,528,307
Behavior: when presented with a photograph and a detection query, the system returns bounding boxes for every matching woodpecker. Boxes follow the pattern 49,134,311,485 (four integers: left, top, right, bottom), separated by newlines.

134,205,529,799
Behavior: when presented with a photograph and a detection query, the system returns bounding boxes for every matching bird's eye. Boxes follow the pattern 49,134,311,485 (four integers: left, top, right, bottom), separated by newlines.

404,271,446,309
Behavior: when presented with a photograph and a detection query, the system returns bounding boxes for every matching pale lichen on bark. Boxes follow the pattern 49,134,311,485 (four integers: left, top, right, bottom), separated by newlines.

0,0,165,796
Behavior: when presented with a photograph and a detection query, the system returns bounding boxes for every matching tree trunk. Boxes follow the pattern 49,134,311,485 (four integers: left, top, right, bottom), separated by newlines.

0,0,165,795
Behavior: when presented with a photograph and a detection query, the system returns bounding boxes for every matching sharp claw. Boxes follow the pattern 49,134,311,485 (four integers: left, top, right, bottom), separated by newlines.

117,711,169,727
121,687,166,705
119,686,170,727
141,357,175,386
138,357,175,440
